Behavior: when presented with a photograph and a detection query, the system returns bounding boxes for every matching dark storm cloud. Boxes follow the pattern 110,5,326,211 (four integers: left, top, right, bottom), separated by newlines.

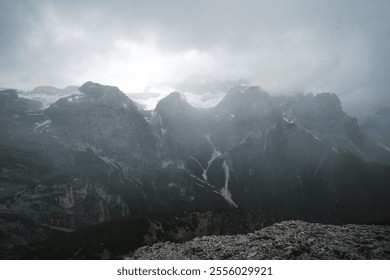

0,0,389,118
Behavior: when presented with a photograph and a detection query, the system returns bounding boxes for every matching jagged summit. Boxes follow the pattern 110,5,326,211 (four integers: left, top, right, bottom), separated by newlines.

313,92,343,118
213,85,273,120
44,81,138,111
165,91,181,101
276,91,357,134
155,91,198,118
153,91,206,155
44,81,157,166
217,85,270,107
1,81,390,259
156,91,184,107
79,81,125,98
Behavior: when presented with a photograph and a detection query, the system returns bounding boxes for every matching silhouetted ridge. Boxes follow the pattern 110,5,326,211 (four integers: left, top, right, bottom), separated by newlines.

313,93,343,119
155,91,196,116
215,86,270,112
79,81,124,98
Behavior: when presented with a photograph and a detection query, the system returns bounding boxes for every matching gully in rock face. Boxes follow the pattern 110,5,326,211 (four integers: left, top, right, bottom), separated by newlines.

0,82,389,259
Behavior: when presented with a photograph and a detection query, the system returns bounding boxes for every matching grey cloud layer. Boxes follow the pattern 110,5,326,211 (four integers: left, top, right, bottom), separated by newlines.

1,0,389,118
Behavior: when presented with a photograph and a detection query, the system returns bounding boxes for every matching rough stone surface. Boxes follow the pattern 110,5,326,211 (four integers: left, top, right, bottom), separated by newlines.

129,220,390,260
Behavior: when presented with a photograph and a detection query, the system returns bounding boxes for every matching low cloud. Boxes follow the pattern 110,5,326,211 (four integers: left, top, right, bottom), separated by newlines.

1,0,389,118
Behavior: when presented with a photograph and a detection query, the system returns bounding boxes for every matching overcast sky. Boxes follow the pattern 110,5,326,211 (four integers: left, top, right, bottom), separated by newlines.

1,0,389,117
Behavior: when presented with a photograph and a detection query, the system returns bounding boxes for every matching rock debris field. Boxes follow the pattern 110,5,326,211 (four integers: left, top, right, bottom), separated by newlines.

128,220,390,260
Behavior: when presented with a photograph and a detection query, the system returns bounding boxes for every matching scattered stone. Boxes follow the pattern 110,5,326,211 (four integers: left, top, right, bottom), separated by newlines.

129,220,390,260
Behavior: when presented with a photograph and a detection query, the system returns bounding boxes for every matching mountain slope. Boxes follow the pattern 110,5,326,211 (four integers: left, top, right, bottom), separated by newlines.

1,82,390,258
130,220,390,260
361,107,390,151
1,210,269,259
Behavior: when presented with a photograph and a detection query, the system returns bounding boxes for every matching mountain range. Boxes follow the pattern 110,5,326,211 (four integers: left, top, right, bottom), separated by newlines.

1,82,389,259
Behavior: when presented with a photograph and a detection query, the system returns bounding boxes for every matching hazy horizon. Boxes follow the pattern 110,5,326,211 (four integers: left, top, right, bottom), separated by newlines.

1,0,390,118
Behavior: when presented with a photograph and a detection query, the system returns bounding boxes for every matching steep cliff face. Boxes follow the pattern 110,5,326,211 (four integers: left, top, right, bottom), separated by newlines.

274,93,390,164
45,81,158,172
151,91,207,157
0,83,158,248
0,177,129,228
1,82,390,259
209,86,279,151
180,87,390,223
142,210,269,246
130,220,390,260
1,210,269,259
0,83,232,251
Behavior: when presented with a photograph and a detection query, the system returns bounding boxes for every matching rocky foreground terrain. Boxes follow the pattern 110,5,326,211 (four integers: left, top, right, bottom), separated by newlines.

129,220,390,260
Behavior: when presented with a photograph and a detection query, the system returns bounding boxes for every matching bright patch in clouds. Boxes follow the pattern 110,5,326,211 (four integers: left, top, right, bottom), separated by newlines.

80,39,214,93
1,0,389,118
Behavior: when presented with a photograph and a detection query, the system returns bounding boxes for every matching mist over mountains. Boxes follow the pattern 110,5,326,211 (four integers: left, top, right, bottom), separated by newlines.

2,0,390,261
0,81,389,259
2,0,390,119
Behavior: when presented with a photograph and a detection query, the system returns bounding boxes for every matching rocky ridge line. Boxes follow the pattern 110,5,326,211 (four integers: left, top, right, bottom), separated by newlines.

129,220,390,260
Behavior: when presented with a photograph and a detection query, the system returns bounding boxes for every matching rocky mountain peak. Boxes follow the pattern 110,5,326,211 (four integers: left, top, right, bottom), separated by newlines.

45,81,148,136
156,92,183,108
2,81,390,260
221,85,270,107
79,81,126,100
313,92,343,119
44,81,138,112
155,91,198,119
212,85,276,123
165,91,181,101
216,85,270,110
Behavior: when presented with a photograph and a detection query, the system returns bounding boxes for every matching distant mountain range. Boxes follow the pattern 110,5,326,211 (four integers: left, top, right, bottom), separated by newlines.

1,82,389,258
